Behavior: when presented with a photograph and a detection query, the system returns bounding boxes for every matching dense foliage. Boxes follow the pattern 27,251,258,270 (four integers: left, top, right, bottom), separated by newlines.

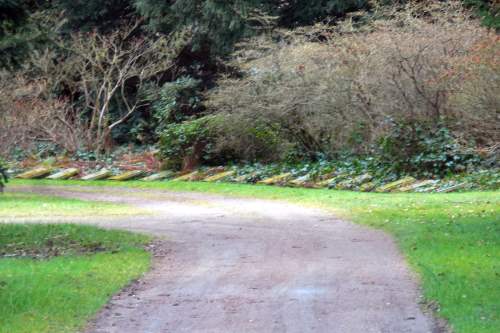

0,0,51,69
202,4,498,172
378,124,480,177
463,0,500,28
56,0,135,30
0,1,498,175
159,116,218,169
0,158,7,191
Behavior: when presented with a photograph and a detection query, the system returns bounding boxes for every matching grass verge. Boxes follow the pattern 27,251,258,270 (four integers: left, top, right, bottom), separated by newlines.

0,223,151,333
10,179,500,333
0,191,145,220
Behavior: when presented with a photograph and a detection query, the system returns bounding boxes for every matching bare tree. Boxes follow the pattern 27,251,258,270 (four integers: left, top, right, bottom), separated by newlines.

0,72,85,154
61,22,189,153
1,24,190,155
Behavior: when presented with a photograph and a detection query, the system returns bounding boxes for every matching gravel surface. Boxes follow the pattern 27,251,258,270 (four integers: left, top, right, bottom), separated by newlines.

10,186,441,333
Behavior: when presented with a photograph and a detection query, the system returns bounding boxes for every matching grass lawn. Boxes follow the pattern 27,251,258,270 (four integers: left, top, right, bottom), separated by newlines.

0,191,145,220
0,223,151,333
10,179,500,333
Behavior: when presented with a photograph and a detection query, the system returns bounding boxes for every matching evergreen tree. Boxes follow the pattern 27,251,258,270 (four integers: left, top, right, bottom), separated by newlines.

134,0,271,54
0,0,47,69
278,0,371,26
134,0,377,55
55,0,136,31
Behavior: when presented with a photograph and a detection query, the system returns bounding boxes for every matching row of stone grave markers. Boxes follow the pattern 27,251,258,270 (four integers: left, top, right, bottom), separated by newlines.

14,166,466,193
15,167,171,182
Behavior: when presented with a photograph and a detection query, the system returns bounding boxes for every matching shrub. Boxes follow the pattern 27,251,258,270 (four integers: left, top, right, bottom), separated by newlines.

159,112,290,167
0,158,8,192
151,76,203,134
0,72,86,155
209,114,292,163
447,33,500,146
206,2,496,170
0,23,188,156
378,123,480,177
463,0,500,28
159,116,218,170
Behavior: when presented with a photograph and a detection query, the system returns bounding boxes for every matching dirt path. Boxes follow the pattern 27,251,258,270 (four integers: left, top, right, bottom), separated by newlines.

11,186,439,333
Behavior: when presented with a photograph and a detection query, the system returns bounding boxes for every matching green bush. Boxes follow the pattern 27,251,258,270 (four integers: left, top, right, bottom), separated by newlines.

463,0,500,29
378,123,480,177
159,113,288,168
0,158,8,192
151,77,203,134
158,116,218,169
210,116,290,163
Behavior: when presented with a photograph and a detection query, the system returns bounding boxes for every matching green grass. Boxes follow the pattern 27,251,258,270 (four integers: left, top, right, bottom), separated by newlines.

0,224,151,333
0,191,145,220
10,179,500,333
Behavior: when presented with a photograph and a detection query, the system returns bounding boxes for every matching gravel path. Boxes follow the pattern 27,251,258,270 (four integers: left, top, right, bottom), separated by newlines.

11,186,440,333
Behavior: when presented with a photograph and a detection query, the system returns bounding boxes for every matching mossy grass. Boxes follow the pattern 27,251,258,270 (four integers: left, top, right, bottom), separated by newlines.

10,179,500,333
